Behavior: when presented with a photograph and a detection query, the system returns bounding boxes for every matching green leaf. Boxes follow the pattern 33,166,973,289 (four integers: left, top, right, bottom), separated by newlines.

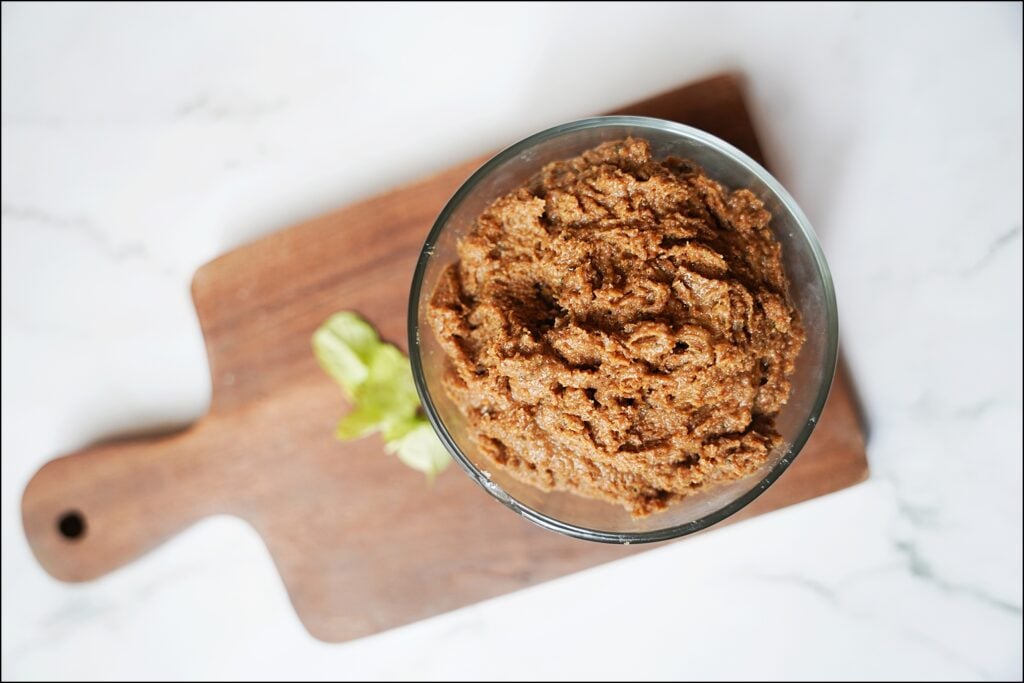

380,413,421,442
356,344,420,423
385,420,452,480
311,312,381,397
335,404,383,440
312,310,452,481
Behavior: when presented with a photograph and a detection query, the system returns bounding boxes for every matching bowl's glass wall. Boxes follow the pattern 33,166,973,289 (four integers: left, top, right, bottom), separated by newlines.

411,118,837,542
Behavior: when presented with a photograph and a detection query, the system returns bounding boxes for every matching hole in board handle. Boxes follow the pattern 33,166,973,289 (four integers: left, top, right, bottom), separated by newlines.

57,510,86,541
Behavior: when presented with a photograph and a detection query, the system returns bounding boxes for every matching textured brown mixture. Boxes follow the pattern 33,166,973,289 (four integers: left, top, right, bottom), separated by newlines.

428,138,805,516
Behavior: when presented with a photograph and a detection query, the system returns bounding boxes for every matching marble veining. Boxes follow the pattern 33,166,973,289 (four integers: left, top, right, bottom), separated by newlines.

2,203,153,264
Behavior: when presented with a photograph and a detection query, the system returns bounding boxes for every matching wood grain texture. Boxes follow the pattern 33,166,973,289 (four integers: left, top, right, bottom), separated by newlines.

22,74,868,642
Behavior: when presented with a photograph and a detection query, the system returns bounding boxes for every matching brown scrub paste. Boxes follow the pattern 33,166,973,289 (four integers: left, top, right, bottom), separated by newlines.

428,138,805,516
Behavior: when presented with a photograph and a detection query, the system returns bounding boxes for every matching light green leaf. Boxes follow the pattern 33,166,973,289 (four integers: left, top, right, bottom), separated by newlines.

356,344,420,421
311,312,380,397
335,405,383,440
312,310,452,480
385,420,452,480
380,413,421,442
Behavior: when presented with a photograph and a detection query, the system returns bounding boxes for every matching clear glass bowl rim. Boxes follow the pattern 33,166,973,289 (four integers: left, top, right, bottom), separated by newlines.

407,115,839,544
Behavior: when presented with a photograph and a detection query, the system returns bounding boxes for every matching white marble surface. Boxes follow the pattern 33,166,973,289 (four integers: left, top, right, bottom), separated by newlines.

2,3,1021,680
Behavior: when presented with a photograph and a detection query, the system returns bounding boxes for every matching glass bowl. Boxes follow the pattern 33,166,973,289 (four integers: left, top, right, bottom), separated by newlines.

408,116,838,544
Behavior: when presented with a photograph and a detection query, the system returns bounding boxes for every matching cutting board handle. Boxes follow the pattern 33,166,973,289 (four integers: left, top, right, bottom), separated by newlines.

21,420,222,582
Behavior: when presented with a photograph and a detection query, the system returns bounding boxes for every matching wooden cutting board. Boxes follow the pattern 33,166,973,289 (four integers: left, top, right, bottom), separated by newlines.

21,74,868,643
